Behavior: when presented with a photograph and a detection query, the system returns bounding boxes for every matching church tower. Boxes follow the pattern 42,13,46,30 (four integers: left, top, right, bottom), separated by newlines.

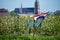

34,0,40,14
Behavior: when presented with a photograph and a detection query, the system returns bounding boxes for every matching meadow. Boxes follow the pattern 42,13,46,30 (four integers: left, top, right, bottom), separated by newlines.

0,15,60,40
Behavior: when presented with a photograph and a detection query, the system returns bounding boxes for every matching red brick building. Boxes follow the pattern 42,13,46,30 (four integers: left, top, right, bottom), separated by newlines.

0,8,9,16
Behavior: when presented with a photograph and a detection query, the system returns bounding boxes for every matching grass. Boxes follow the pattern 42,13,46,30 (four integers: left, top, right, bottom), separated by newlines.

0,34,57,40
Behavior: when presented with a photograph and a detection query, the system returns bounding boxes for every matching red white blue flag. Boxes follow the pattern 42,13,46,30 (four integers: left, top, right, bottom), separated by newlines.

34,12,48,20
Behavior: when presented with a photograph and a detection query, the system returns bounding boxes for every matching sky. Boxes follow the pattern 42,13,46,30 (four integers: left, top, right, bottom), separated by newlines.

0,0,60,12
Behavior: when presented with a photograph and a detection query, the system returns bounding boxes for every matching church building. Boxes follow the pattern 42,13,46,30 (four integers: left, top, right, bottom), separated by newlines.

14,0,40,16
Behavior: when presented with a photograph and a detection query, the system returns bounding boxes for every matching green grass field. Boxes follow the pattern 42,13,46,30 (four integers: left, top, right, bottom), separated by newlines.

0,34,57,40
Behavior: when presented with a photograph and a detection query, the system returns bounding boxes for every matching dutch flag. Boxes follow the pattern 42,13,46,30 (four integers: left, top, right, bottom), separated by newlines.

34,12,48,20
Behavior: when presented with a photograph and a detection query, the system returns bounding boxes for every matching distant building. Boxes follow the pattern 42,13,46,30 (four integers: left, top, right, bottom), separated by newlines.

14,0,40,16
0,8,9,16
14,8,34,14
54,10,60,15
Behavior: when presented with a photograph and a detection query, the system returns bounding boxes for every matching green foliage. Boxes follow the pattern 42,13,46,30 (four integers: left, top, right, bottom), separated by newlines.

0,34,56,40
0,15,60,40
10,11,16,16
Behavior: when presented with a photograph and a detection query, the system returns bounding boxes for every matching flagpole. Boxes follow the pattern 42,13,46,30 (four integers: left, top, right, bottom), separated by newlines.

39,18,44,27
33,20,36,27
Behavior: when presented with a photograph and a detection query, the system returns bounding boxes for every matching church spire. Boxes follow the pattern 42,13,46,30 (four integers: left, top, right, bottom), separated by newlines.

20,3,23,14
21,3,22,9
36,0,38,2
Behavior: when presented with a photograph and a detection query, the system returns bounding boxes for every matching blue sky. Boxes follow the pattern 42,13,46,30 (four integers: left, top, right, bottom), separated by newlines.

0,0,60,12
